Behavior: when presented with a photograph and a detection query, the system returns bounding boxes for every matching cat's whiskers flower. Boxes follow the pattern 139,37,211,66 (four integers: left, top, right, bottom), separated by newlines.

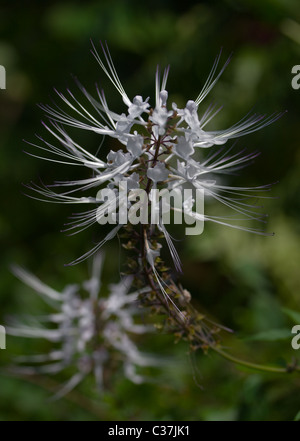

25,42,282,273
7,253,161,398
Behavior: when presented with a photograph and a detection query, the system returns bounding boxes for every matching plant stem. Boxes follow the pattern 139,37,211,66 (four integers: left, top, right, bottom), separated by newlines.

211,347,300,374
140,241,300,375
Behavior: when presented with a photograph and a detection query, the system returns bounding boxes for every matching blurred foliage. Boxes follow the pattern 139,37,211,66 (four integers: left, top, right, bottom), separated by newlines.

0,0,300,421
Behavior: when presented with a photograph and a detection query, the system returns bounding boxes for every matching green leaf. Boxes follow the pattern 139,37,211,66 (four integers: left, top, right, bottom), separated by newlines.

294,410,300,421
282,307,300,324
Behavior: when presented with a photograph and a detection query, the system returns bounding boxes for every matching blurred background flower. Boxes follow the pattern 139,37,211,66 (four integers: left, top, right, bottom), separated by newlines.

0,0,300,421
6,253,161,399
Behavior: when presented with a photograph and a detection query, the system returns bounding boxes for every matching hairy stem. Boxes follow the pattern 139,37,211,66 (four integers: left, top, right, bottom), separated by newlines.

139,231,300,375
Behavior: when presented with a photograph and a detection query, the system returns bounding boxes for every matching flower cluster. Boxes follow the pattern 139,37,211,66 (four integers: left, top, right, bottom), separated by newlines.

8,253,160,398
25,42,283,270
10,43,291,397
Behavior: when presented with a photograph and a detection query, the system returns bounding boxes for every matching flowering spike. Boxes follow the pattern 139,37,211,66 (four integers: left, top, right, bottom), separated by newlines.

8,254,162,397
24,43,283,270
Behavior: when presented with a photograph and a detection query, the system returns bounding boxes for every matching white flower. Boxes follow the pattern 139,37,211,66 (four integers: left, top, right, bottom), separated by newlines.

150,90,173,137
126,133,144,157
25,42,283,269
7,253,160,398
147,163,169,183
173,136,194,159
128,95,150,119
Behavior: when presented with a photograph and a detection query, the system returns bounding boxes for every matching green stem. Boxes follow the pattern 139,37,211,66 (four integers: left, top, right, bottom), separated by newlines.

212,346,300,374
140,234,300,377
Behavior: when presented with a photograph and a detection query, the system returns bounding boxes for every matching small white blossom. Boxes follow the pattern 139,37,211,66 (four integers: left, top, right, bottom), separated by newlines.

147,162,169,183
173,136,194,159
126,133,144,157
128,95,150,119
150,90,173,137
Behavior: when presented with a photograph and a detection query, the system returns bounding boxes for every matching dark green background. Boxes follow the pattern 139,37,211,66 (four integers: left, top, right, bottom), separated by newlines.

0,0,300,421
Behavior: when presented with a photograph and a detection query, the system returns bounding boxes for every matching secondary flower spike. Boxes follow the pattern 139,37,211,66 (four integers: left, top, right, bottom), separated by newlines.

25,41,284,267
7,253,161,398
